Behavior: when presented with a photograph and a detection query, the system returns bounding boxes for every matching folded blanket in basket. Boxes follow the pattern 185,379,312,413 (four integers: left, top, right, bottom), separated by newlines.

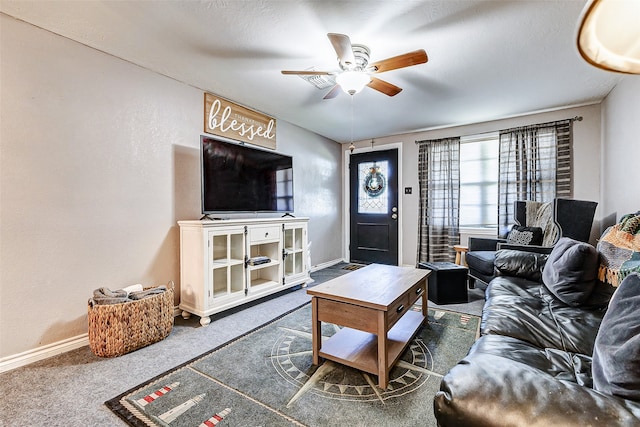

129,286,167,300
121,284,143,295
92,287,129,305
91,285,167,305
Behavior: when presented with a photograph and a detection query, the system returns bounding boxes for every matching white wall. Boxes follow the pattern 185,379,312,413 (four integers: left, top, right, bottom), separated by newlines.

277,123,343,266
601,75,640,226
0,15,341,359
344,104,603,266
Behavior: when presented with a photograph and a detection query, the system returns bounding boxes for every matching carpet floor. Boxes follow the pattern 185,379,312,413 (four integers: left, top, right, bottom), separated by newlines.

0,262,485,426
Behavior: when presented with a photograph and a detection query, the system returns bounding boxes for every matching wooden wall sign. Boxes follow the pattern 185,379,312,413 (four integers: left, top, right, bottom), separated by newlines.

204,92,276,149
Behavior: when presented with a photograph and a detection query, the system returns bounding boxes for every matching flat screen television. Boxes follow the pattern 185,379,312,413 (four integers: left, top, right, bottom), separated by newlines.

201,136,294,214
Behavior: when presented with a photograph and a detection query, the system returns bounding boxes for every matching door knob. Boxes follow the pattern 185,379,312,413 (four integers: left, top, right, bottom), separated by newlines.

392,213,398,220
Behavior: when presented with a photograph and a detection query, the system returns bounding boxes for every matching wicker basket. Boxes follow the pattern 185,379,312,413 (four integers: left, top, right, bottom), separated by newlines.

88,282,174,357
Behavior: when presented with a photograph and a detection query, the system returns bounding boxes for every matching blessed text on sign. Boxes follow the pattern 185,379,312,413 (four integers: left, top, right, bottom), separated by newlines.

204,93,276,149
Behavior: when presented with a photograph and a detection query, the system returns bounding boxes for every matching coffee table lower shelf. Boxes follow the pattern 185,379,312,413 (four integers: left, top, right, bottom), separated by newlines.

318,310,425,379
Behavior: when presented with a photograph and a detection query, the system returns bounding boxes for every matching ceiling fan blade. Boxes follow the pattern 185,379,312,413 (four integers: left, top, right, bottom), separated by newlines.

367,77,402,96
369,49,428,73
323,85,342,99
327,33,356,67
281,70,333,75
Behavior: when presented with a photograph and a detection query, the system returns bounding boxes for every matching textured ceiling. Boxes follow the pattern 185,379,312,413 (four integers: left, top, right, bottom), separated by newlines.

0,0,622,143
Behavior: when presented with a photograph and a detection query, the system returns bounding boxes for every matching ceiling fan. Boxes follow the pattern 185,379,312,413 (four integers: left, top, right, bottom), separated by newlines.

281,33,428,99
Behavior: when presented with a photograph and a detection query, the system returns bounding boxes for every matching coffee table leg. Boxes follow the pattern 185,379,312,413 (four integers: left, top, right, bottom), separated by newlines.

311,297,321,365
421,281,428,317
377,310,389,389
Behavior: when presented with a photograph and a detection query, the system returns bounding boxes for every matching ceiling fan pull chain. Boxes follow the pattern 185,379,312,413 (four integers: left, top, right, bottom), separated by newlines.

351,95,354,142
349,95,356,153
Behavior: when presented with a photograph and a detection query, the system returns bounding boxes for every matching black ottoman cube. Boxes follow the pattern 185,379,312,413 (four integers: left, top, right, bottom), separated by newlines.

418,261,469,304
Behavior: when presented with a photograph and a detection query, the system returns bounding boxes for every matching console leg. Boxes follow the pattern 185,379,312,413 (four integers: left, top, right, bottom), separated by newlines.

181,310,191,320
199,316,211,326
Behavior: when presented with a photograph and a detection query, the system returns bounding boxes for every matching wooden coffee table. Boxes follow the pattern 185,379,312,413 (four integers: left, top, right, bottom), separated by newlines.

307,264,430,389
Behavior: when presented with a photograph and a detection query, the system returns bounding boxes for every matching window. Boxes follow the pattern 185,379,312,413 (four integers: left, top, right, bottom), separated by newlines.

459,132,499,229
357,160,389,214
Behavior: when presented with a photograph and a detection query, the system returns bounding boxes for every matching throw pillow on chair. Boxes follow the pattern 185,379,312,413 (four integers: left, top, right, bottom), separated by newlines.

506,225,544,246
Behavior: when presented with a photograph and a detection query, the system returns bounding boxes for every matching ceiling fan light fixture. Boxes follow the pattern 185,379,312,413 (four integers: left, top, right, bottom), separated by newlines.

336,71,371,95
577,0,640,74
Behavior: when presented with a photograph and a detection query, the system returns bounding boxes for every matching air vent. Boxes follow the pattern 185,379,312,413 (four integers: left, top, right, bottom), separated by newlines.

298,69,336,89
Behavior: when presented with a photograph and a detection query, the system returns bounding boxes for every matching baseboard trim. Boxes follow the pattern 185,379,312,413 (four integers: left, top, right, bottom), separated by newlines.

1,260,345,372
1,305,184,373
310,258,343,272
0,334,89,373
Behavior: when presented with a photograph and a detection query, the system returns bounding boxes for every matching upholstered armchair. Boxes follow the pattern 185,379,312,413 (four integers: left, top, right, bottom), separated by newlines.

466,198,598,286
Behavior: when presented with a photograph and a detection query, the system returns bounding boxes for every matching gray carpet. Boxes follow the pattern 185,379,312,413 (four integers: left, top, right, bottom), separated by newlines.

430,283,486,316
0,263,485,427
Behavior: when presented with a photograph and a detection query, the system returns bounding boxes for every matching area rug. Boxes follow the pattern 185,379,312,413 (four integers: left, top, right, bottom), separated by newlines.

106,303,479,427
341,263,366,271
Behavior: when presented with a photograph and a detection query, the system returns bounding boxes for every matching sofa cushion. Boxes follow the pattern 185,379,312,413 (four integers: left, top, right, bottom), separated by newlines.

482,277,606,355
495,249,547,282
592,273,640,402
542,237,599,307
466,250,495,276
507,225,543,246
434,334,640,427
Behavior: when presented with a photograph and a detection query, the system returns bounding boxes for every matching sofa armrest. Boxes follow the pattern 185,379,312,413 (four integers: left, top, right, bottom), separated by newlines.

496,242,553,254
434,353,640,427
468,237,506,251
494,249,547,282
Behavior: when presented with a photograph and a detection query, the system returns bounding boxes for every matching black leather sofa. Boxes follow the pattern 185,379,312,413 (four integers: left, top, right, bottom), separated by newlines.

434,240,640,426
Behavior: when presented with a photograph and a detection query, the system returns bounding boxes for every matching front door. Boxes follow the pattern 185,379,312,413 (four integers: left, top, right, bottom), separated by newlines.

349,149,399,265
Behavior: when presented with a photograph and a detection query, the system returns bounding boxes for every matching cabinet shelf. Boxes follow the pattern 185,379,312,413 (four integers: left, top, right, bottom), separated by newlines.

212,258,244,267
250,278,280,288
248,259,280,271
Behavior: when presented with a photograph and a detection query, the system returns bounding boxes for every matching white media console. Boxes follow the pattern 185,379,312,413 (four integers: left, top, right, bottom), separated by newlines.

178,217,310,325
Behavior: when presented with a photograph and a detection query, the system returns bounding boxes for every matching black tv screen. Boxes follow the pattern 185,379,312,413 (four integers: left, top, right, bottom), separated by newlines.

201,136,294,213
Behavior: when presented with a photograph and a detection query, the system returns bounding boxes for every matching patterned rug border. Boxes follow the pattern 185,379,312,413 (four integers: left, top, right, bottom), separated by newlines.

105,301,312,427
106,302,481,426
426,307,482,340
341,263,366,271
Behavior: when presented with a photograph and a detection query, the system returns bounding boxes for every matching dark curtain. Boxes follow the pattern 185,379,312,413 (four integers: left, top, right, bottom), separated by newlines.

417,137,461,263
497,120,572,236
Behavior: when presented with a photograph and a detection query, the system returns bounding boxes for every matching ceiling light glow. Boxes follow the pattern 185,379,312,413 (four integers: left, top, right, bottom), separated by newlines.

577,0,640,74
336,71,371,95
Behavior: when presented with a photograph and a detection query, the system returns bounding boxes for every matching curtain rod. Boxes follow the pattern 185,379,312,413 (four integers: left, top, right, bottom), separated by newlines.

415,116,583,144
498,116,582,135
